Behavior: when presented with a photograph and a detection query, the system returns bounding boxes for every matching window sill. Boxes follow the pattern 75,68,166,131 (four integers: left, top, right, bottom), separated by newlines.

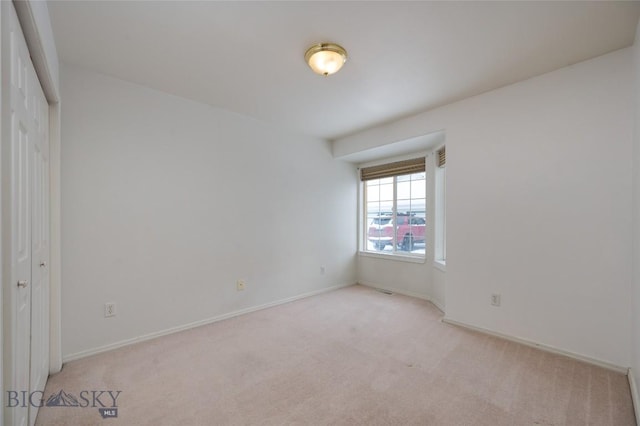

433,259,447,272
359,251,426,264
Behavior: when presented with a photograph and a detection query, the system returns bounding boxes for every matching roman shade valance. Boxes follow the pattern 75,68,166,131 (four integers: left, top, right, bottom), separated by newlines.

437,147,446,168
360,157,426,181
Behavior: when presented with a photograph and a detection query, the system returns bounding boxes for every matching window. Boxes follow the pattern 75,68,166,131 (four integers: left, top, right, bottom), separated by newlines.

435,146,446,265
361,158,426,256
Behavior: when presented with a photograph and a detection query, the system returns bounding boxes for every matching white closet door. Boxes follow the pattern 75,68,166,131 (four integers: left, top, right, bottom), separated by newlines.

10,5,33,424
8,4,50,426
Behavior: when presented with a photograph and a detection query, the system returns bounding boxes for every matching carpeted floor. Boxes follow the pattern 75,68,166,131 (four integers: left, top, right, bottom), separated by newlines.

36,285,635,425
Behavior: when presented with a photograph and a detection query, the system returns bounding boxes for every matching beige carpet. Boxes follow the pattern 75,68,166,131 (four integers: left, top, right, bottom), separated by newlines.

36,285,635,425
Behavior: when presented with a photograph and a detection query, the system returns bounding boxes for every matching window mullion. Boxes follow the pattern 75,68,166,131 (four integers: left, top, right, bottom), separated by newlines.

393,176,398,253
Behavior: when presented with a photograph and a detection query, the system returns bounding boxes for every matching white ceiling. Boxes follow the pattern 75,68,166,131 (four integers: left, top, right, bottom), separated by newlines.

47,1,640,141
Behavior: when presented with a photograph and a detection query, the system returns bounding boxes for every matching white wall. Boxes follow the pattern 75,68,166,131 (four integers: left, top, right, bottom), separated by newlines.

432,268,446,312
632,18,640,397
357,257,446,312
336,48,634,368
356,150,445,311
60,65,357,359
358,257,432,299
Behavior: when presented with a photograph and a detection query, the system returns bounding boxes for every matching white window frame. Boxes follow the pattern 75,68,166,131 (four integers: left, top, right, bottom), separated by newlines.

434,145,446,270
358,154,427,262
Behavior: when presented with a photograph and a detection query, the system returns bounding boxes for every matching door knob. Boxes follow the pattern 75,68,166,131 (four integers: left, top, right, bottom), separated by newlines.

17,280,28,288
40,261,47,268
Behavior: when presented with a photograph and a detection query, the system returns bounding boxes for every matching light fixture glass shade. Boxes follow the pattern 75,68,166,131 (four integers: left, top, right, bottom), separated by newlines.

305,43,347,76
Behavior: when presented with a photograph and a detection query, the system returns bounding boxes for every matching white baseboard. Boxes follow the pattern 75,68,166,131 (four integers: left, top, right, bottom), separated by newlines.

63,283,355,363
426,296,445,313
442,317,628,374
357,282,445,313
629,368,639,426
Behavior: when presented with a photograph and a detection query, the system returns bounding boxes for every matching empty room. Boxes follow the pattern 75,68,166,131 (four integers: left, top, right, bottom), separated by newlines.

2,1,640,425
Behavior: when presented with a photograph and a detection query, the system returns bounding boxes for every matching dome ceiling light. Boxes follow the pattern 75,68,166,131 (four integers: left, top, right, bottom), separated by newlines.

304,43,348,76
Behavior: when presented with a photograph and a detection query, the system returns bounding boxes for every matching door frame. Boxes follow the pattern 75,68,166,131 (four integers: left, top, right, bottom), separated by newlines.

1,0,61,423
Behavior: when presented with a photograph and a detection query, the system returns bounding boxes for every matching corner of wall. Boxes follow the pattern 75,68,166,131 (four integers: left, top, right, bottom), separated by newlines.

632,16,640,406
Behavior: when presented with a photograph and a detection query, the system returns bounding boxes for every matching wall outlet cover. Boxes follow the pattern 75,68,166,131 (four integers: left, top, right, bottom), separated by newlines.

491,294,501,307
105,303,116,317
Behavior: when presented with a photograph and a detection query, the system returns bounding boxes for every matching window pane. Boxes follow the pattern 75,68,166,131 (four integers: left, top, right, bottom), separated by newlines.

411,179,426,198
366,202,382,218
397,180,411,200
379,183,393,202
402,171,425,253
368,177,393,185
367,184,380,202
366,202,393,217
363,162,426,257
410,198,426,213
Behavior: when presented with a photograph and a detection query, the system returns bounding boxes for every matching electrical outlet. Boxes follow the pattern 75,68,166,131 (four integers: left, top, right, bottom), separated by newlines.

236,280,245,291
491,294,501,307
105,303,116,318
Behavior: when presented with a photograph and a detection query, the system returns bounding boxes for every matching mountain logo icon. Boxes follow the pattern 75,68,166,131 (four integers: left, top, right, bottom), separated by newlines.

45,390,80,407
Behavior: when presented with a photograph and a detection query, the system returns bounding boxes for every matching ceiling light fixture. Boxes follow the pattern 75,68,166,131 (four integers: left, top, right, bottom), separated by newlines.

304,43,348,76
